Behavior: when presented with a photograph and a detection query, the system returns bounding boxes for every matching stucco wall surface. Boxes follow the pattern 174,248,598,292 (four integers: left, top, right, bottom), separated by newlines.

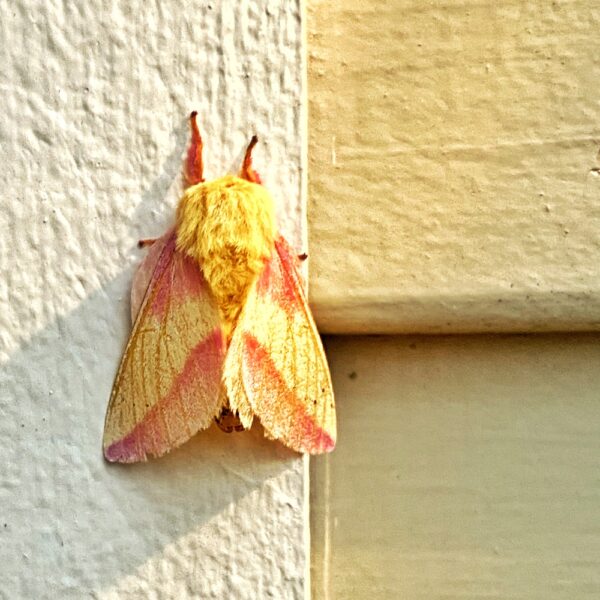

308,1,600,334
0,2,307,598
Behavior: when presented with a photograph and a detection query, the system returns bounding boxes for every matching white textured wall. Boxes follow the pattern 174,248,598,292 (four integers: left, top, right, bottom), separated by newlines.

0,1,307,598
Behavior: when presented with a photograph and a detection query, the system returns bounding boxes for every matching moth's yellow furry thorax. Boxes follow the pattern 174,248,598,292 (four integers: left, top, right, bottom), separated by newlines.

175,175,277,328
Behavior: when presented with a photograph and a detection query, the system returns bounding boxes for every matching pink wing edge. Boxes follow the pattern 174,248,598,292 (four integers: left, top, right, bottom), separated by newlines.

130,229,173,323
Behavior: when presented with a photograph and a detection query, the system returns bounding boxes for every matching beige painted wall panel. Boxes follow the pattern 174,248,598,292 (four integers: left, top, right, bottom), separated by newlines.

308,1,600,333
312,334,600,599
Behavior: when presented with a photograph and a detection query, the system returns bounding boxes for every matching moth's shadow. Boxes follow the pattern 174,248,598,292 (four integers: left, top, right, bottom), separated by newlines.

100,418,299,593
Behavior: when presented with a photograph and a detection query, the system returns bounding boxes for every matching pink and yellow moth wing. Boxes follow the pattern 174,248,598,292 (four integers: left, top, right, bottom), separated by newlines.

103,231,226,463
225,235,336,454
130,229,173,323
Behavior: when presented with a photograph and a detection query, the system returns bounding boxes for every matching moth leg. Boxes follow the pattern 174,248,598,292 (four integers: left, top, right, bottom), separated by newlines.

215,420,234,433
185,111,204,187
239,135,262,184
138,238,157,248
215,405,246,433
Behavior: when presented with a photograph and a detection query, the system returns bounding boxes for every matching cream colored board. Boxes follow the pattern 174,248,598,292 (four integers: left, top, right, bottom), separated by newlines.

308,1,600,333
312,334,600,599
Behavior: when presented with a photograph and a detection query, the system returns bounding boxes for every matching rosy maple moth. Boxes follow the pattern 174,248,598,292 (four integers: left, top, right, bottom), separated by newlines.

102,112,336,462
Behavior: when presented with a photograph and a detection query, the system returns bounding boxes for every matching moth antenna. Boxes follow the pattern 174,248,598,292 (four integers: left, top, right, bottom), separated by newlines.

185,111,204,186
240,135,262,183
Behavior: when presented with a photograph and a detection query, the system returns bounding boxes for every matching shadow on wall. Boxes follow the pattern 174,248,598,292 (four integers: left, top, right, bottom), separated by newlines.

0,128,303,598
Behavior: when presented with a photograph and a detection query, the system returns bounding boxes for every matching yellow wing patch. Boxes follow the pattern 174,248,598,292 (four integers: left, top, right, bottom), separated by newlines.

224,236,336,454
103,233,226,462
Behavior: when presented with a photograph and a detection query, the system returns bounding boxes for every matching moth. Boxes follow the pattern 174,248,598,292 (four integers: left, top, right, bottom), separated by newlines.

102,112,336,462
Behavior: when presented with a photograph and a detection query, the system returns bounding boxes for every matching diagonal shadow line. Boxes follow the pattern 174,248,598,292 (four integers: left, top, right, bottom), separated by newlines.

0,120,304,597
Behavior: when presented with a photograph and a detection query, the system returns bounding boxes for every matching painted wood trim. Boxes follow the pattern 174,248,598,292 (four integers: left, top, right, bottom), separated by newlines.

307,1,600,334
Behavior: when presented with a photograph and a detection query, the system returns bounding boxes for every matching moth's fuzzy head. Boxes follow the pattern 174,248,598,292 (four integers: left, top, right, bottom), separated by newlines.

176,175,276,263
175,175,277,324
